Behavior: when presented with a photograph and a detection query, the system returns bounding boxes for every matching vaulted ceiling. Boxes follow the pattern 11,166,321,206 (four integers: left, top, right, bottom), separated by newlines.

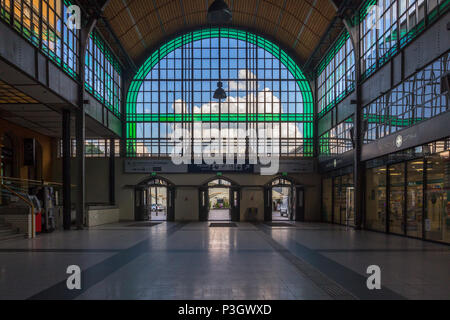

101,0,339,69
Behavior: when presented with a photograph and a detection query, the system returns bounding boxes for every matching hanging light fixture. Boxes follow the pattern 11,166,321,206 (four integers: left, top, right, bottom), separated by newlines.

213,28,226,100
213,81,227,100
207,0,232,24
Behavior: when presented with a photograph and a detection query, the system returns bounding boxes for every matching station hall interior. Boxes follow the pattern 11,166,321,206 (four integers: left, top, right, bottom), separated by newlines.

0,0,449,300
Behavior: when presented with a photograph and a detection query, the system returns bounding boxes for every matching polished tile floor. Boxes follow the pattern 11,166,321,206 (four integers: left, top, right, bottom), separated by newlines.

0,222,449,300
208,209,231,221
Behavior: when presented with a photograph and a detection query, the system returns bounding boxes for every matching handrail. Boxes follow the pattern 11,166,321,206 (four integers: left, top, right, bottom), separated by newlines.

0,183,35,238
0,176,68,187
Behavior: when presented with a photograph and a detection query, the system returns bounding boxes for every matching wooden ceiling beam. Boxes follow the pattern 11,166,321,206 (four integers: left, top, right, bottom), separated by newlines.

103,0,339,68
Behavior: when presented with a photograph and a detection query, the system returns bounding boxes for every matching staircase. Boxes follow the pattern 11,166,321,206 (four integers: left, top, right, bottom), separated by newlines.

0,220,25,242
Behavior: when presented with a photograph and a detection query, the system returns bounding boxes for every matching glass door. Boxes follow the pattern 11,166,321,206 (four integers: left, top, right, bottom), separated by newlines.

264,187,273,222
406,160,424,238
230,188,241,222
198,188,209,222
425,152,450,243
389,163,405,235
346,187,355,227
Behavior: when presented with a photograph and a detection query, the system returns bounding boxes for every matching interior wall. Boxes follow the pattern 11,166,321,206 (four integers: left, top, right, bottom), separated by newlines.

52,157,321,222
0,118,54,181
52,158,110,205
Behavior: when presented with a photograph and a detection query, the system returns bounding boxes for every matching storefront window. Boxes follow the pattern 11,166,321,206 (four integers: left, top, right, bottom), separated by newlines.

425,148,450,244
342,174,354,226
389,163,405,235
366,166,387,232
333,176,343,224
406,160,424,238
322,178,332,223
332,174,354,225
327,138,449,243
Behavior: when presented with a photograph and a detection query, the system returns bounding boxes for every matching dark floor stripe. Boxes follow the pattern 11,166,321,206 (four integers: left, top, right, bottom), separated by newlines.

255,224,407,300
254,224,356,300
27,223,186,300
317,248,450,253
0,249,121,253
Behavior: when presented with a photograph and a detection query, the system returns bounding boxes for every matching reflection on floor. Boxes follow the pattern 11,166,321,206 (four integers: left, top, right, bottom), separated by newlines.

272,211,289,221
150,211,167,221
0,222,449,300
208,209,231,221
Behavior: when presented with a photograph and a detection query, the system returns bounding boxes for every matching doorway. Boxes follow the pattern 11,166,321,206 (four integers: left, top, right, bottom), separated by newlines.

272,184,292,221
264,176,305,222
148,184,168,221
199,178,240,222
135,177,175,222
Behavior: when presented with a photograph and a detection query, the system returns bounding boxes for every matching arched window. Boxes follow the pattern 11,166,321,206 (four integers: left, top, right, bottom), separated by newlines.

126,28,313,160
208,179,232,187
271,178,292,187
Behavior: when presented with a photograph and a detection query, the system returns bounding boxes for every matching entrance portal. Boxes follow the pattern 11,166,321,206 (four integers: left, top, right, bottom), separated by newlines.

199,178,240,222
272,184,292,221
264,177,305,222
135,177,175,222
148,185,168,221
208,186,231,221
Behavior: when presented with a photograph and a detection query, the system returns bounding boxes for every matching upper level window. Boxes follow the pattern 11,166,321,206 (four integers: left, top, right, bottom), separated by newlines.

85,30,122,116
58,139,120,158
126,28,314,159
319,117,354,156
317,31,355,116
0,0,79,78
363,52,449,143
359,0,449,79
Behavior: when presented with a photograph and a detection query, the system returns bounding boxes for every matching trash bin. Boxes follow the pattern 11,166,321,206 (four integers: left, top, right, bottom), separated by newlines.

245,207,258,222
35,211,42,233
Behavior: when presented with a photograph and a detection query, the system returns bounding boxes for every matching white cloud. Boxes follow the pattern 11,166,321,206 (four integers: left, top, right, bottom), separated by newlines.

136,69,304,156
228,69,258,91
168,87,302,156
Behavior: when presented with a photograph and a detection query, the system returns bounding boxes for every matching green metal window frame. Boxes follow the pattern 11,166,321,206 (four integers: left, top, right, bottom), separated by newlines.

319,117,354,156
363,52,449,144
317,30,356,118
0,0,80,79
358,0,450,80
126,27,314,157
85,29,122,116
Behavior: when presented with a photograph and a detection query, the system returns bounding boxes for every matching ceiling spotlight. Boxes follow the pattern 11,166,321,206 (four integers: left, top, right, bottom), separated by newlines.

207,0,232,24
213,82,227,100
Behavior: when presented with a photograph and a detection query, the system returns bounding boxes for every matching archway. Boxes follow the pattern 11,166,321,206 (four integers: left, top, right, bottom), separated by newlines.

264,176,305,222
135,176,176,222
199,177,240,222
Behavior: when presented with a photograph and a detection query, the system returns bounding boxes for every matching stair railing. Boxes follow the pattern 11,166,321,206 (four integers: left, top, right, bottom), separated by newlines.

0,183,35,238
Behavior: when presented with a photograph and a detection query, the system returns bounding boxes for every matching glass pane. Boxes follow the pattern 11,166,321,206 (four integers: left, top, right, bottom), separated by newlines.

425,150,450,243
406,159,424,238
365,166,387,232
126,29,313,158
389,163,405,235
